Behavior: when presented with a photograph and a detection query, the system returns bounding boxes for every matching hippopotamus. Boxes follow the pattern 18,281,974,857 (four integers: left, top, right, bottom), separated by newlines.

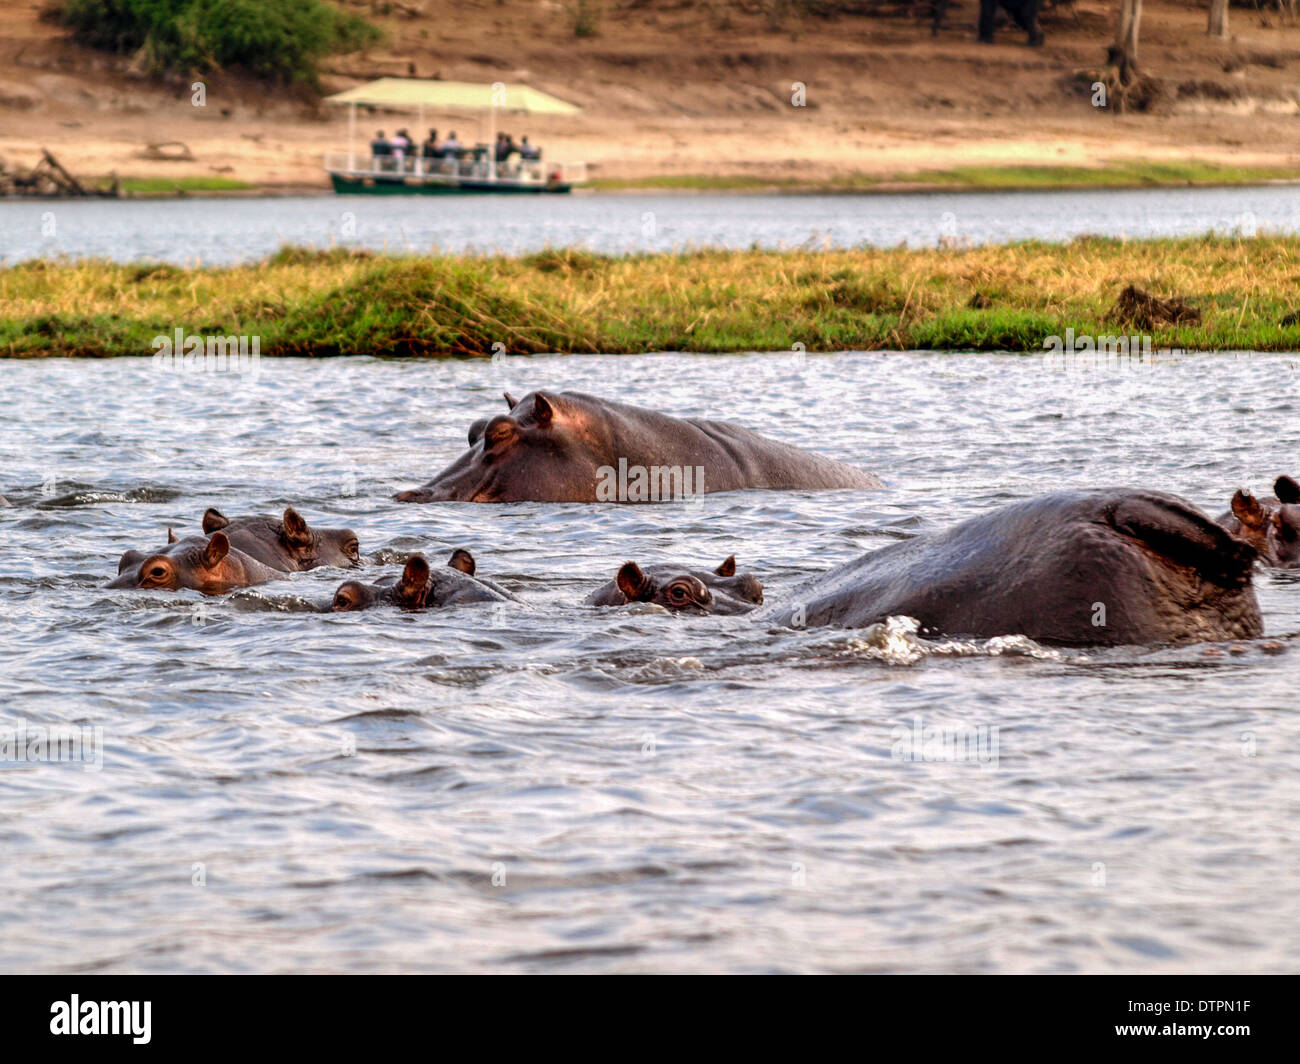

395,391,882,503
1217,477,1300,569
329,550,516,611
761,490,1263,646
586,555,764,614
107,532,281,594
200,506,360,571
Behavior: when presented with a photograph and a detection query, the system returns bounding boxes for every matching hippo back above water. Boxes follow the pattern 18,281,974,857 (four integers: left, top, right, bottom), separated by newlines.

395,391,882,503
762,490,1263,647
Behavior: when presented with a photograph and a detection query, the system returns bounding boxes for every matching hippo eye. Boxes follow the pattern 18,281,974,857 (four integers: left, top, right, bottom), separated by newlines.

667,584,690,603
332,592,355,611
345,540,360,557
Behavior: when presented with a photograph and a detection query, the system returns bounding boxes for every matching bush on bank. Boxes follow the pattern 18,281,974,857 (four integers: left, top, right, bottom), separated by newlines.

46,0,381,85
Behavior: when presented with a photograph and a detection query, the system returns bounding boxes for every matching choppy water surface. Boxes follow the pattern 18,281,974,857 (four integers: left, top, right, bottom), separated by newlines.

1,351,1299,974
1,184,1296,264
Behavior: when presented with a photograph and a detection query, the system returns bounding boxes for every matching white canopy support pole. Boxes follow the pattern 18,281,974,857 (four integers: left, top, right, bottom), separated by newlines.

488,102,496,182
418,104,425,176
348,101,356,171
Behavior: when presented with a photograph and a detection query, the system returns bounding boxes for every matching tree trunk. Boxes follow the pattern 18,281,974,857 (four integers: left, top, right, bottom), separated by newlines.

1207,0,1228,37
1112,0,1143,85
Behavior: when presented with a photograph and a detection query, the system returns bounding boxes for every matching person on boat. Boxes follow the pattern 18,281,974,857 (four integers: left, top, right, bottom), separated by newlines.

494,133,517,163
390,129,412,170
370,130,391,169
422,130,439,157
441,131,462,157
519,136,540,161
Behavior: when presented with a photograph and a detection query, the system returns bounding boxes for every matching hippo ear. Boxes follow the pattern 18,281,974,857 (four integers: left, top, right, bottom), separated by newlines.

281,507,313,549
504,392,519,409
616,562,653,602
1275,476,1300,504
167,528,178,544
715,555,736,578
202,507,229,533
118,549,145,574
201,532,231,569
1232,490,1266,529
531,393,554,426
397,554,431,607
447,548,476,575
468,416,489,446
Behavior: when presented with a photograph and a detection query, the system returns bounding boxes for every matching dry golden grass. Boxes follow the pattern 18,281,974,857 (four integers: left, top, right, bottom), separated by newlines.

3,236,1299,356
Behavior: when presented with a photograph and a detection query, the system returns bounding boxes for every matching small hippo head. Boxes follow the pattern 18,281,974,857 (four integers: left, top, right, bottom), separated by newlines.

1230,476,1300,568
204,506,360,570
330,549,478,612
610,556,762,615
396,392,604,503
107,532,264,594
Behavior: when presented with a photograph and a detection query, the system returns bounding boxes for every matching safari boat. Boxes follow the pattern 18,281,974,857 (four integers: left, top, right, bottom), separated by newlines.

323,78,587,195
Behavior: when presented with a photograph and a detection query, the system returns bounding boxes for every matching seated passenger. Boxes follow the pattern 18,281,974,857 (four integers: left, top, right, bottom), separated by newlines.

441,131,462,156
519,136,540,160
421,129,439,158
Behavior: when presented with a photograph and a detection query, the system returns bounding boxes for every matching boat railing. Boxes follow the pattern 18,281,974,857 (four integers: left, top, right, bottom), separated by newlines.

324,151,586,186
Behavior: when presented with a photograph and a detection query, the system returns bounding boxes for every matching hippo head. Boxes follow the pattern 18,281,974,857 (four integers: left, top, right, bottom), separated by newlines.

612,556,762,615
395,392,604,503
204,506,360,570
1231,476,1300,568
108,532,254,594
331,550,477,611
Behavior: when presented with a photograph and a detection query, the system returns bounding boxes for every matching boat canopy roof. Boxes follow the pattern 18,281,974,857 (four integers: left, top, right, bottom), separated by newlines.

323,78,581,115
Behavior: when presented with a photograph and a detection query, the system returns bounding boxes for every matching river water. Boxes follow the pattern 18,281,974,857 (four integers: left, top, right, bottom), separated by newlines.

1,351,1298,973
1,184,1296,264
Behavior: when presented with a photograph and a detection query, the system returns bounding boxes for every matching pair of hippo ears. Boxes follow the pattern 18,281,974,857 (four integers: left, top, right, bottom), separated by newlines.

201,505,313,547
469,394,555,446
616,556,738,600
1233,477,1300,527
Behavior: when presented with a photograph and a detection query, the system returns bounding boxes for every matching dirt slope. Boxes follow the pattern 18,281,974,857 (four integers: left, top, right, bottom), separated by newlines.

1,0,1298,188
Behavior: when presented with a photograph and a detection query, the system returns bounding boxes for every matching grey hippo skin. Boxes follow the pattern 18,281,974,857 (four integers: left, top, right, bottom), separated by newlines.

108,532,281,594
201,506,360,572
761,490,1263,647
1217,476,1300,569
395,391,882,503
586,555,764,615
330,550,517,611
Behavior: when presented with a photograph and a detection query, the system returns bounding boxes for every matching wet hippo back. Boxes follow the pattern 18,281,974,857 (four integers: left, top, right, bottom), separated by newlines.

763,490,1262,646
396,390,882,503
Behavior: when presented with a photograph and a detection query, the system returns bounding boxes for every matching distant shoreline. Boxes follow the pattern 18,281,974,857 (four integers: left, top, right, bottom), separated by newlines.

6,161,1299,201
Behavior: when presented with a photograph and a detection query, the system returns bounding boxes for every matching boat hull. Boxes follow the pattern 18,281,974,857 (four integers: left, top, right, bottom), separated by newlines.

330,173,572,195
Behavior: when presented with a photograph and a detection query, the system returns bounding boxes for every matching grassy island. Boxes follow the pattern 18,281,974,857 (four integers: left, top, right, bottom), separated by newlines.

4,236,1300,357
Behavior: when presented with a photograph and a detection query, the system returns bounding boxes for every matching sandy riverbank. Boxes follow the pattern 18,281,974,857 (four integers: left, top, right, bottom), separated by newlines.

1,1,1299,193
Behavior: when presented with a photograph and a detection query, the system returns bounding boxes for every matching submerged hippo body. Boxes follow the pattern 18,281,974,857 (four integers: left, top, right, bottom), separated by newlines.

108,532,280,595
330,550,516,611
201,506,360,572
396,391,882,503
762,490,1263,646
586,555,764,614
1217,477,1300,569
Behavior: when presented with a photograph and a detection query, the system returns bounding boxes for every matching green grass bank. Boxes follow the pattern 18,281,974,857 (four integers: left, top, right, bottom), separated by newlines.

4,236,1300,357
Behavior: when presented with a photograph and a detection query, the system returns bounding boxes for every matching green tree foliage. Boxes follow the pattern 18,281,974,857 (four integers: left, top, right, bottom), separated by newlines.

47,0,381,85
